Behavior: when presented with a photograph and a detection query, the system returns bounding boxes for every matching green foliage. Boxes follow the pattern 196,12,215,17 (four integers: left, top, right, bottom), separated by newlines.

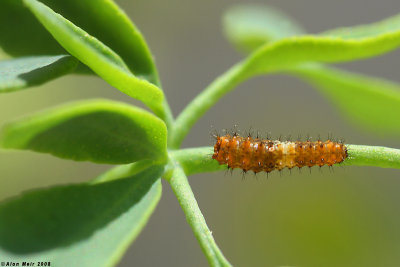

1,1,400,266
224,5,400,54
0,167,163,266
292,64,400,136
172,6,400,148
321,13,400,39
38,0,160,84
0,55,78,92
242,33,400,76
0,0,158,83
23,0,166,118
223,4,305,52
0,0,65,56
1,99,167,164
220,4,400,138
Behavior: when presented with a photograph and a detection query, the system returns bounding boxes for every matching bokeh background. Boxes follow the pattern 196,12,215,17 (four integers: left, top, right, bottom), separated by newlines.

1,0,400,266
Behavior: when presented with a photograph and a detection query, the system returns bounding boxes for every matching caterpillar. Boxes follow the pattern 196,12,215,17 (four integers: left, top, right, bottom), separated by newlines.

212,133,347,173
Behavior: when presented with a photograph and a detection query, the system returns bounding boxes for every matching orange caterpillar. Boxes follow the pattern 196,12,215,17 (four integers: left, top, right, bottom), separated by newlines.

212,134,347,173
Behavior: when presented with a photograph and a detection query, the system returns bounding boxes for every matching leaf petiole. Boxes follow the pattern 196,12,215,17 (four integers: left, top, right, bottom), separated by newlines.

169,62,249,149
164,159,231,267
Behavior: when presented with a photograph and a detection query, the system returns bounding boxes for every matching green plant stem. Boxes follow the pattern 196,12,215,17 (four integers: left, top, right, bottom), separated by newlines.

161,97,174,131
170,147,225,176
170,62,249,148
171,145,400,175
164,161,231,267
345,144,400,168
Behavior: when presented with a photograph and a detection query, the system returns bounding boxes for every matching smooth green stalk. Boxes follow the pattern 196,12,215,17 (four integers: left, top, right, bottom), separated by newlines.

344,144,400,168
170,62,249,148
172,145,400,175
161,97,174,131
164,160,231,267
170,147,225,176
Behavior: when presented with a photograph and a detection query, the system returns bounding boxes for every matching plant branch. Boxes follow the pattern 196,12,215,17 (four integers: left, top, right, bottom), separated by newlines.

170,147,225,175
172,145,400,175
164,160,231,267
344,144,400,168
170,62,249,148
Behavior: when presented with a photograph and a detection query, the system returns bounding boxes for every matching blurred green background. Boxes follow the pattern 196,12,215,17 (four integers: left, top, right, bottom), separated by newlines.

1,0,400,266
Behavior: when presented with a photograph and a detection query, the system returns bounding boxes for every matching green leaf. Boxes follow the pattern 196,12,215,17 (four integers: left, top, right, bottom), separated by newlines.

23,0,165,116
0,0,65,56
236,8,400,75
0,55,78,92
242,31,400,76
94,160,156,184
0,0,159,84
40,0,159,84
0,167,163,266
221,4,400,136
23,0,129,73
222,5,400,75
223,4,304,53
291,64,400,136
321,13,400,39
0,99,168,164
